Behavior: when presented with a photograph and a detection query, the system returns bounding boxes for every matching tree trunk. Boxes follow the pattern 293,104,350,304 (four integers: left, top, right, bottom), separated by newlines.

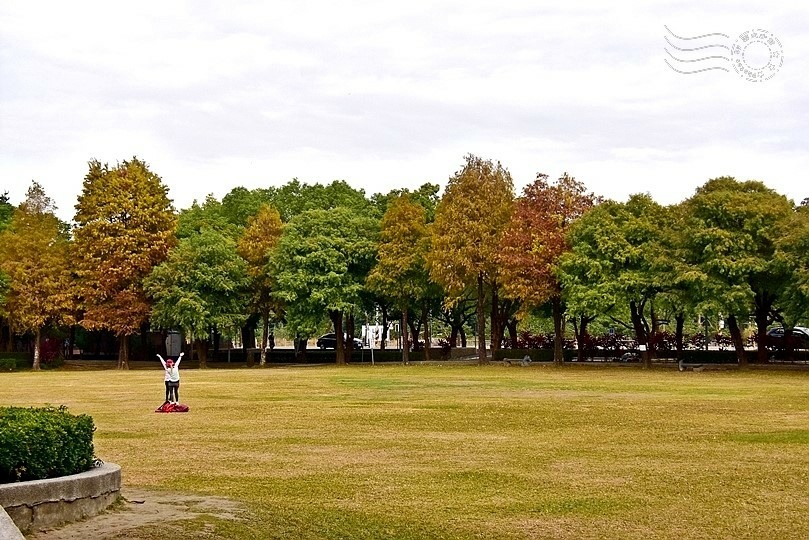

380,304,390,350
675,312,685,360
32,327,42,371
67,325,76,359
194,338,208,368
727,315,748,367
212,326,221,361
346,312,356,359
490,284,502,355
507,317,519,349
294,334,308,361
117,335,130,370
0,318,10,352
629,300,652,369
407,314,420,350
552,296,564,365
259,315,269,366
401,309,409,364
574,315,589,363
330,310,346,365
754,291,773,364
422,304,431,362
476,273,487,364
241,316,258,349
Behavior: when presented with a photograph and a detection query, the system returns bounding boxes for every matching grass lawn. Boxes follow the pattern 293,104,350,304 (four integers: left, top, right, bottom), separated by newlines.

2,363,808,539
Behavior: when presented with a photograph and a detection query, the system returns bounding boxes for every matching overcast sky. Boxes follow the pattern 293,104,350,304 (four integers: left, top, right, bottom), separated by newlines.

2,1,807,221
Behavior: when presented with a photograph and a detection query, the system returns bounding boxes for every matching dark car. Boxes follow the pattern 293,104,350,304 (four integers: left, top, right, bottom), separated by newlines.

316,333,363,349
765,326,809,349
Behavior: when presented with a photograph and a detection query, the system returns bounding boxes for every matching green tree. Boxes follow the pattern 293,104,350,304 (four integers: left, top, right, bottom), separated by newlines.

682,177,793,365
221,186,274,228
269,179,378,223
0,192,13,230
773,205,809,330
371,183,441,223
427,154,514,364
0,182,74,370
558,195,668,366
367,196,433,363
272,207,378,364
499,172,598,363
237,204,284,366
145,228,250,368
177,194,238,239
73,158,177,369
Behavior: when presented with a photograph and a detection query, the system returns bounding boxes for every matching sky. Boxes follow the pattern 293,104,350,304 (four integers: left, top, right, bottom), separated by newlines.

1,0,808,222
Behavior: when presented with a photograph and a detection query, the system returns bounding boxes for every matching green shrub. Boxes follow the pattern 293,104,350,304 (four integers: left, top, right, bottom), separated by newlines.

0,405,95,483
0,358,16,371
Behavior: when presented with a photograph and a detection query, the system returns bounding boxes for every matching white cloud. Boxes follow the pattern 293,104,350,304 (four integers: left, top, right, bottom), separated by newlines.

1,0,808,221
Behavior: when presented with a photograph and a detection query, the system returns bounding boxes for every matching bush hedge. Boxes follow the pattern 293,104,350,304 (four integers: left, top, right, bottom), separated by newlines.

0,405,95,484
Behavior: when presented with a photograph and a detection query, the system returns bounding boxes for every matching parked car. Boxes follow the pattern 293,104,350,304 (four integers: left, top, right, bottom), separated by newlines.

765,326,809,349
316,333,363,349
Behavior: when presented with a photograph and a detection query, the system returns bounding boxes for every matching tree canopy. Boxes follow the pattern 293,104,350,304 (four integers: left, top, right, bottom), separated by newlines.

72,158,177,368
145,227,250,368
272,206,379,364
0,182,74,370
428,154,514,363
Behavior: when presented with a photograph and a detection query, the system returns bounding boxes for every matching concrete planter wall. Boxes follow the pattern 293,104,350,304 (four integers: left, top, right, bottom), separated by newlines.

0,462,121,535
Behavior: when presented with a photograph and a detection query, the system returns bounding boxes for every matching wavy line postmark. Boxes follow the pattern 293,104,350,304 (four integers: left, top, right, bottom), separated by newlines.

664,26,783,82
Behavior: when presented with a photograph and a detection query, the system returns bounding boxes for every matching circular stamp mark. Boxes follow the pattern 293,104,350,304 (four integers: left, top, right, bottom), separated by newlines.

730,29,783,82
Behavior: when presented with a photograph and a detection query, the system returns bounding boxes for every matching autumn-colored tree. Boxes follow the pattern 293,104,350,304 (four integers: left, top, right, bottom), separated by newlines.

499,172,598,363
0,192,14,351
0,182,74,370
73,158,177,369
367,195,433,363
145,228,250,368
237,204,284,366
428,155,514,364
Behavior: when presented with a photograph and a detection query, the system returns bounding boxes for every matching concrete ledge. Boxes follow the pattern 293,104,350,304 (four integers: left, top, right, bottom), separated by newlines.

0,462,121,534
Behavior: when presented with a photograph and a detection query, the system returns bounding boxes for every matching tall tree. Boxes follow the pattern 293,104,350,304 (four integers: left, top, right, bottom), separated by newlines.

367,196,432,363
427,154,514,364
145,228,250,368
0,182,74,370
558,194,667,366
773,205,809,328
499,172,598,363
272,207,378,364
237,204,284,366
73,158,177,369
683,177,793,365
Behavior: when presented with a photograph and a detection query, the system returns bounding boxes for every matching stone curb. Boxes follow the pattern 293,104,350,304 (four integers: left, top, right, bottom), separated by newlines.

0,462,121,535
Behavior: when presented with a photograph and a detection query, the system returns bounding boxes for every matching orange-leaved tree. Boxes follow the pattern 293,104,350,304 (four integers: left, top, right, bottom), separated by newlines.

0,182,75,370
499,173,599,363
237,204,284,366
427,155,514,364
367,195,432,364
73,158,177,369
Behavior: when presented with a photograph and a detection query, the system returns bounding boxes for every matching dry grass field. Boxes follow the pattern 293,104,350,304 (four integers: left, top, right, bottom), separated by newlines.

3,363,808,539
